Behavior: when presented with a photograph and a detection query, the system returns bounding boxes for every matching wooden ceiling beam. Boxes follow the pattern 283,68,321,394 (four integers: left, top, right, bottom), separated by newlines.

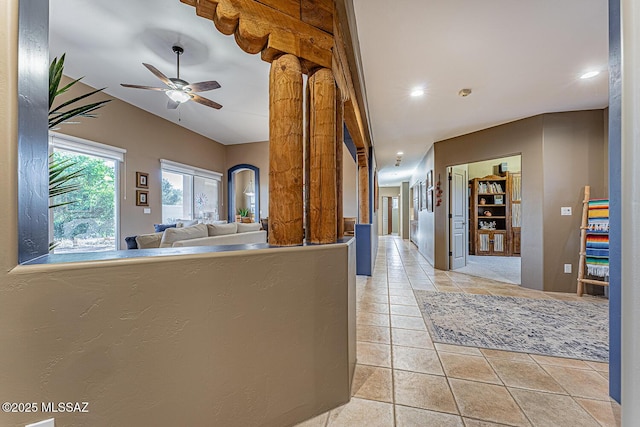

301,0,333,34
332,0,372,155
181,0,333,69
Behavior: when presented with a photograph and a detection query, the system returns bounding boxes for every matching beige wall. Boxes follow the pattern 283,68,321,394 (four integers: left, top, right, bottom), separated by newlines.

433,111,607,292
410,145,436,264
54,78,227,246
225,140,269,218
343,148,358,218
468,155,522,179
541,111,606,292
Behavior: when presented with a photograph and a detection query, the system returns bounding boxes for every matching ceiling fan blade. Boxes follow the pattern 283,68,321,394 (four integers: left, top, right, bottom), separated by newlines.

191,94,223,109
120,83,168,91
167,99,180,110
143,63,175,88
185,80,221,93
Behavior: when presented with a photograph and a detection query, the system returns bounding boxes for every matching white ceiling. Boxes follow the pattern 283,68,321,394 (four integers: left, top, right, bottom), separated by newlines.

352,0,609,186
49,0,271,145
50,0,609,186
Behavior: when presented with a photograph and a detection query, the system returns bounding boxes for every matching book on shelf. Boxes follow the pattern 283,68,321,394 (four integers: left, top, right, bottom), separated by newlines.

478,182,504,194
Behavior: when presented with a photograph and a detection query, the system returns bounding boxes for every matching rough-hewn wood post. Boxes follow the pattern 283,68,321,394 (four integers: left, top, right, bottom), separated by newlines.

269,54,304,246
306,68,337,244
336,91,344,238
358,149,370,224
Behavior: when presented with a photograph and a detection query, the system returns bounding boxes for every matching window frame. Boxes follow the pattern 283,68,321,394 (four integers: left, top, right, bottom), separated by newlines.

49,132,125,251
160,159,222,223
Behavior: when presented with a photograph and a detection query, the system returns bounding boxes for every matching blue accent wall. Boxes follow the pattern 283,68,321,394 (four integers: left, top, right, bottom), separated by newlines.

343,125,357,162
355,224,373,275
608,0,621,403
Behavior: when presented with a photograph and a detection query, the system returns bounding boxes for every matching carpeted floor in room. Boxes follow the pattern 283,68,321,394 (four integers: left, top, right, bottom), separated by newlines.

296,236,618,427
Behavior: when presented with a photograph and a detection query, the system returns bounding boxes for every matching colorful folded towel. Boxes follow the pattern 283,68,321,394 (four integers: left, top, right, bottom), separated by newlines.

586,248,609,257
587,220,609,233
586,234,609,249
588,209,609,219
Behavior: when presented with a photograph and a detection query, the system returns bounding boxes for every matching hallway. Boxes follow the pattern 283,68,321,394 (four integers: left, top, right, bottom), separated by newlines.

297,236,619,426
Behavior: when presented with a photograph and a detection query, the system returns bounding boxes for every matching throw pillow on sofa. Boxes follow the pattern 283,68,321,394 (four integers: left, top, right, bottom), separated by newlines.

154,223,177,232
135,232,164,249
207,223,237,236
237,222,262,233
124,236,139,249
160,223,208,247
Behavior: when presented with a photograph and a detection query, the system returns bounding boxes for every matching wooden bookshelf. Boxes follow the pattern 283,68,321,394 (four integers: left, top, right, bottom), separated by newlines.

469,173,517,256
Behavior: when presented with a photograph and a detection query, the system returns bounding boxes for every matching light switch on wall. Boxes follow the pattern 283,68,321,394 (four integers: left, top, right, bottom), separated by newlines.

143,208,151,214
564,264,572,273
561,207,572,216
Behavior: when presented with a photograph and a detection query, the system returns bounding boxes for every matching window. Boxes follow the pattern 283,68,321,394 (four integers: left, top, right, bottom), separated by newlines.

49,133,125,253
161,159,222,223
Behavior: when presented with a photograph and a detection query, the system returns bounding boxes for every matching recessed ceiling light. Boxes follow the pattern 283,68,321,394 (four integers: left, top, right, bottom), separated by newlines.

410,88,424,97
580,71,600,79
458,88,472,97
397,151,404,156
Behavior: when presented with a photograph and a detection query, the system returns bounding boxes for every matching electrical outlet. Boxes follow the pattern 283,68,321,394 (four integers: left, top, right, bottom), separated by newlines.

26,419,55,427
561,207,572,216
564,264,572,273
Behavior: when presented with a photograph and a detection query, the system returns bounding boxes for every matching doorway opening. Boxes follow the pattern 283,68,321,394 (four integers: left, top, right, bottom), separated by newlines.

449,155,522,284
381,196,400,236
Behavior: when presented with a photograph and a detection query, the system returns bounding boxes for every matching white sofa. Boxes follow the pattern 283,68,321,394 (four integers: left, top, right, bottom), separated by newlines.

134,222,266,249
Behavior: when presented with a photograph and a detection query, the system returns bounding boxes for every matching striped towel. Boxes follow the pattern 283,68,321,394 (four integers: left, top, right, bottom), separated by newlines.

587,220,609,233
586,234,609,249
586,257,609,278
586,248,609,257
588,209,609,219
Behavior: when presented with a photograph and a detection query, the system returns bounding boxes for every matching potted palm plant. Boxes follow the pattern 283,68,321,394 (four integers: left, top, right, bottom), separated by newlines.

48,54,111,250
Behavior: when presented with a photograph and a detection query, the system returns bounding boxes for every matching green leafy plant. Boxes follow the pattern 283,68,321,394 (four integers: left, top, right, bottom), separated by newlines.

49,153,84,209
48,53,110,250
237,208,250,217
48,53,111,129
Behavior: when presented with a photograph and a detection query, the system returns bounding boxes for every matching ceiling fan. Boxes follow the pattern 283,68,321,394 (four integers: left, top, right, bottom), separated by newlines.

121,45,222,110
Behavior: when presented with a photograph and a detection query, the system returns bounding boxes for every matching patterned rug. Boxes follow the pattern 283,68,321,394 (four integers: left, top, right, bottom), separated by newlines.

414,291,609,362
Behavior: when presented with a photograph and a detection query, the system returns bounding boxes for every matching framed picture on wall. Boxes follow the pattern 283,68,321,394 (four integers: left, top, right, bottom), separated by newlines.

427,170,433,189
136,190,149,206
427,188,434,212
420,181,427,211
136,171,149,188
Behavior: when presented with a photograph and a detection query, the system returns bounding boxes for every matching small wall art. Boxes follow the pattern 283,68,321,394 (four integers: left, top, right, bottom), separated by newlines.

420,181,427,210
427,188,434,212
427,170,433,189
136,171,149,189
136,190,149,207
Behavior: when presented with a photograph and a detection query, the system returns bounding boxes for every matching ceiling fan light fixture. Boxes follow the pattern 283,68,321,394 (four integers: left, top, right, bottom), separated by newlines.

167,90,191,103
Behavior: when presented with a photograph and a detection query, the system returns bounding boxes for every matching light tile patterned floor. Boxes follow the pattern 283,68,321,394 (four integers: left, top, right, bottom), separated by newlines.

296,236,620,427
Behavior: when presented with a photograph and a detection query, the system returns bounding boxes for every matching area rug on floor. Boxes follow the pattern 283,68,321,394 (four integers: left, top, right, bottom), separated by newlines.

414,291,609,362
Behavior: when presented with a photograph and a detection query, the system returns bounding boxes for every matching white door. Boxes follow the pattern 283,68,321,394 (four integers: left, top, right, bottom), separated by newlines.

449,165,468,269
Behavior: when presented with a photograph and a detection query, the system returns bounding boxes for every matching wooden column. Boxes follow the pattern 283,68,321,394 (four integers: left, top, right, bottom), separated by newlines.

306,68,337,244
269,54,304,246
358,149,370,224
336,91,344,238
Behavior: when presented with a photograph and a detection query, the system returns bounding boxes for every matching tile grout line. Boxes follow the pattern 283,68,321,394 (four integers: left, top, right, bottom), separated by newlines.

385,240,398,426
